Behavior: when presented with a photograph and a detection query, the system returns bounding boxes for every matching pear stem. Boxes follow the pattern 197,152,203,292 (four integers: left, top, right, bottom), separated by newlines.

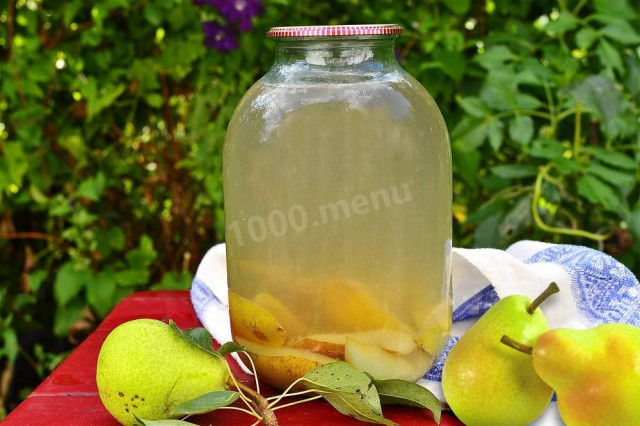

265,377,306,409
233,380,279,426
501,335,533,355
526,282,560,314
271,395,323,411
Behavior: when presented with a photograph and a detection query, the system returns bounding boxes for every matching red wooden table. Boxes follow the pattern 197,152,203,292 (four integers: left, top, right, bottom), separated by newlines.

5,291,462,425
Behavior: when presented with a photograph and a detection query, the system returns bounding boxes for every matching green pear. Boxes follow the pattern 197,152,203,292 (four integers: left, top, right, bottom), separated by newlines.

96,319,229,425
442,283,558,426
530,324,640,426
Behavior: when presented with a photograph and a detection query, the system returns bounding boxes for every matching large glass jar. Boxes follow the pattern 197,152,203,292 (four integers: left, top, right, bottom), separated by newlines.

223,25,452,390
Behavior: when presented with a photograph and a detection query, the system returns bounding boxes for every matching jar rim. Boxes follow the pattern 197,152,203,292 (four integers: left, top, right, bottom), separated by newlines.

266,24,403,39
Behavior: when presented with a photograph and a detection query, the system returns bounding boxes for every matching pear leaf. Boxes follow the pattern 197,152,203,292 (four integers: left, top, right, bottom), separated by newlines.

301,361,396,425
217,341,244,356
168,320,218,357
318,390,397,425
171,390,240,416
132,413,198,425
302,361,382,413
371,378,442,424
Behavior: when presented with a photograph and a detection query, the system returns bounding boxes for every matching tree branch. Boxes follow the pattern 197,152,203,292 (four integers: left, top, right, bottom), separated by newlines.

0,232,65,246
7,0,29,108
160,73,180,163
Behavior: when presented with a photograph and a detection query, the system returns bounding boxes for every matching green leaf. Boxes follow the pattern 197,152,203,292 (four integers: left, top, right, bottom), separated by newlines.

71,209,98,227
126,235,157,268
487,119,504,151
474,46,515,69
544,12,578,33
442,0,470,14
600,22,640,45
302,362,395,425
577,174,621,211
87,84,125,118
77,172,106,201
480,69,518,111
582,147,638,170
133,414,197,425
54,301,85,337
1,328,19,363
151,271,192,290
515,94,542,110
570,75,622,135
491,165,539,179
456,96,490,118
28,270,47,293
594,0,635,16
168,320,218,357
87,271,117,317
453,143,481,186
499,195,532,239
29,184,49,204
143,3,165,26
54,262,91,306
63,0,84,26
473,212,503,248
321,391,397,425
529,139,567,159
171,391,239,416
303,362,381,412
218,341,245,356
371,378,442,424
115,269,149,287
553,158,583,175
146,93,164,108
58,134,87,168
451,118,490,151
432,48,466,83
1,142,28,186
96,227,126,257
586,163,636,190
576,28,599,49
597,39,623,74
508,115,534,146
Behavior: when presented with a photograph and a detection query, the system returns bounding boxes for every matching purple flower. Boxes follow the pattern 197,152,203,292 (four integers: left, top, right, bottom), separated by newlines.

202,21,239,52
197,0,263,31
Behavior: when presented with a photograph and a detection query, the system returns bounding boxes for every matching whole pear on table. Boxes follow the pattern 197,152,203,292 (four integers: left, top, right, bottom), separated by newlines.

504,323,640,426
442,283,559,426
96,319,229,426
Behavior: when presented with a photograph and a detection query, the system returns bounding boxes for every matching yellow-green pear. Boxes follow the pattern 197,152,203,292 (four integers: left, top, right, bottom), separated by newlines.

442,283,558,426
96,319,229,425
531,324,640,426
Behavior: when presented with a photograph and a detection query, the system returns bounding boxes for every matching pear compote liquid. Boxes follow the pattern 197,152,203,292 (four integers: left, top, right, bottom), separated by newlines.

223,25,452,389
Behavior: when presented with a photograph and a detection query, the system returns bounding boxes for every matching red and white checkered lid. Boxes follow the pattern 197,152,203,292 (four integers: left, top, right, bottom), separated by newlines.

266,24,404,38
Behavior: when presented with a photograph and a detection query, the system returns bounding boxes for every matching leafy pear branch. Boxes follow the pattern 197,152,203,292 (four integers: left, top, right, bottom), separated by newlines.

169,322,443,426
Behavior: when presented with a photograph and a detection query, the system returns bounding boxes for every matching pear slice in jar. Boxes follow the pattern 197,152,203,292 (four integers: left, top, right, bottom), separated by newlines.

235,337,334,390
293,328,417,359
414,330,449,357
323,279,413,333
229,291,287,346
293,337,346,360
344,338,434,381
413,302,451,356
253,292,307,339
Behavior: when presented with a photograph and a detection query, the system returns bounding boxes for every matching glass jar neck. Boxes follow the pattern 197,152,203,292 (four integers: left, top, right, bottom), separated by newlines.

272,37,399,71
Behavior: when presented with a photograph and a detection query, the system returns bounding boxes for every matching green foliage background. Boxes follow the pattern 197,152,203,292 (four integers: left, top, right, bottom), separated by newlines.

0,0,639,415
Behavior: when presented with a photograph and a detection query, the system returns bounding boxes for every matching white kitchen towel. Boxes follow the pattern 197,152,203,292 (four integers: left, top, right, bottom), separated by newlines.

190,241,640,425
